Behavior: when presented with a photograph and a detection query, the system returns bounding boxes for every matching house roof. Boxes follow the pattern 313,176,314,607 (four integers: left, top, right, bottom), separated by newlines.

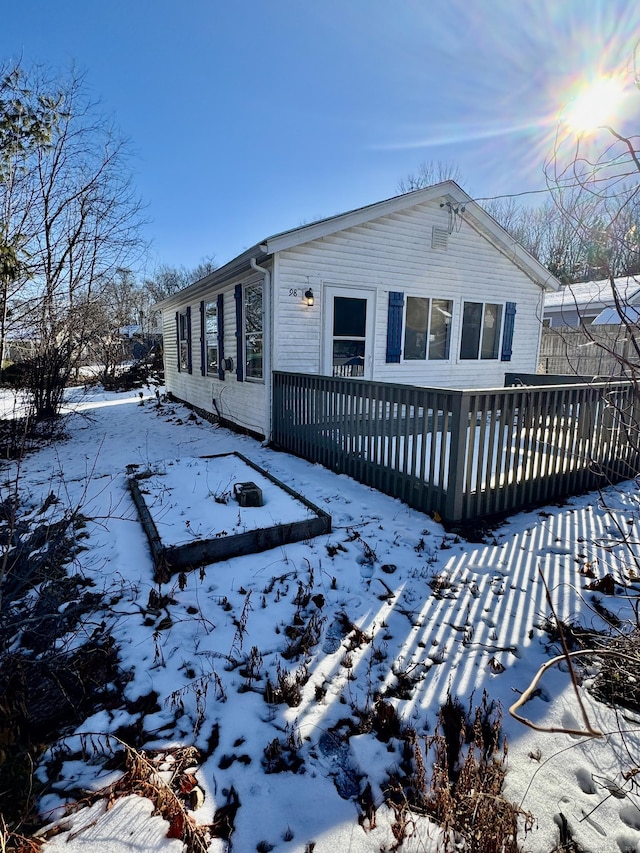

544,276,640,317
157,181,561,309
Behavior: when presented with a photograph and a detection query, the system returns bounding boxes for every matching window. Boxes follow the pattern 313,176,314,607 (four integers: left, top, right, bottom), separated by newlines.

460,302,503,360
244,282,263,380
204,301,218,375
177,308,191,372
404,296,453,360
404,297,428,360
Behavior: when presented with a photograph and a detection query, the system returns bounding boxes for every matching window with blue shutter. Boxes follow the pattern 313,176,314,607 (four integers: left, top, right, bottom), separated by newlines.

501,301,517,362
217,293,225,380
460,302,505,360
386,291,404,363
404,297,453,361
234,283,244,381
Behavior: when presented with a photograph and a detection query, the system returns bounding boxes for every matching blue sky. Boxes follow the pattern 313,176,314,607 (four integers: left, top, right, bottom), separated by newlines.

2,1,639,274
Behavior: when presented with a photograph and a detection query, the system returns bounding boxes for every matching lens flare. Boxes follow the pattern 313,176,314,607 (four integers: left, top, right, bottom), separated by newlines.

563,75,628,133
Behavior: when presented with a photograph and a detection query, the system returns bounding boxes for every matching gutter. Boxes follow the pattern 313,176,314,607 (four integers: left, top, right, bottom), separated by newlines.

250,257,272,444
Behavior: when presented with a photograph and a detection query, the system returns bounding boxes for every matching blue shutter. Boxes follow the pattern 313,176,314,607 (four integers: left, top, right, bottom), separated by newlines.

501,301,516,362
186,306,193,374
234,283,244,382
175,311,181,372
199,301,206,376
217,293,225,380
386,292,404,363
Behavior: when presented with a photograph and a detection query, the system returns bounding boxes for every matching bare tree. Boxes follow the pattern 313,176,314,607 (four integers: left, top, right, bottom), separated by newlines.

480,189,623,284
511,73,640,765
142,257,217,338
541,67,640,378
190,255,217,283
80,268,149,383
545,68,640,276
397,160,464,194
0,63,64,376
0,64,145,419
143,256,217,304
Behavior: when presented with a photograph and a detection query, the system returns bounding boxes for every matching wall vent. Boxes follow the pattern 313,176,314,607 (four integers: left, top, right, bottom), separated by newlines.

432,226,449,250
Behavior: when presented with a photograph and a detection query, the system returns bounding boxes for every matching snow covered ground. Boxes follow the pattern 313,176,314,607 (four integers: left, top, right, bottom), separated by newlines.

6,385,640,852
134,453,318,546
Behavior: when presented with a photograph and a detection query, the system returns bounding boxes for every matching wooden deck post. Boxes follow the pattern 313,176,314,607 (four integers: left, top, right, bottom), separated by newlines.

444,390,471,522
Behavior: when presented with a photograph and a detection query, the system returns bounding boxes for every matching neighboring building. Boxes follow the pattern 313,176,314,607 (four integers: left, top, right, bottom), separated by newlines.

539,275,640,377
158,182,559,440
543,276,640,328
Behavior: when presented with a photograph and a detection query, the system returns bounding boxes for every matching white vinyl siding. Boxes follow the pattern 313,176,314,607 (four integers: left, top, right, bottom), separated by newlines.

161,192,549,439
273,200,543,388
162,272,268,437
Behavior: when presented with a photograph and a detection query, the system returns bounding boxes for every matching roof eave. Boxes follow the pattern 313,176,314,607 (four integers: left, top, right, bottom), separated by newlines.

262,181,468,253
263,181,560,292
157,180,561,309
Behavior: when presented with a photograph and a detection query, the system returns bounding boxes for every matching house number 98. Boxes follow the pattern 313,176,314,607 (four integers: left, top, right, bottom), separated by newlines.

289,289,299,297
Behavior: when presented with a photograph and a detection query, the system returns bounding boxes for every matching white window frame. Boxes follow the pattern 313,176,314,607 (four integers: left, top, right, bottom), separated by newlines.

204,300,218,376
403,296,453,361
244,281,263,382
459,301,504,361
178,309,190,371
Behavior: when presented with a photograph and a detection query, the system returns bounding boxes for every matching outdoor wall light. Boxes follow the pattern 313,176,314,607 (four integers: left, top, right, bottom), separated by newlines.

304,287,314,307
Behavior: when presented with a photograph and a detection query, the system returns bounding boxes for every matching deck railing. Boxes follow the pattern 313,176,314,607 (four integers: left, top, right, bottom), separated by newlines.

272,372,640,523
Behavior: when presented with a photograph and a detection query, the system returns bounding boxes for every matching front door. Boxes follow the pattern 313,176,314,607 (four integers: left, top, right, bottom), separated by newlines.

323,286,375,379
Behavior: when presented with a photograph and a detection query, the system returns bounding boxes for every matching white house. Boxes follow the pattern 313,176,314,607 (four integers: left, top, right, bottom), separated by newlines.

158,182,559,440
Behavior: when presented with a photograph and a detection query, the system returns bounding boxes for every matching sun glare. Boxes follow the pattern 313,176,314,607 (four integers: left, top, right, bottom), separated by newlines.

564,75,627,133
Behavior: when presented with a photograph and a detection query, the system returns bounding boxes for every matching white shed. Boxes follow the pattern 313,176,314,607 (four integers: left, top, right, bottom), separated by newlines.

158,181,559,440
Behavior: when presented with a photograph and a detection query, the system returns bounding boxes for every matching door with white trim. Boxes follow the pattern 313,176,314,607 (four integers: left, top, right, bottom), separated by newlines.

323,286,375,379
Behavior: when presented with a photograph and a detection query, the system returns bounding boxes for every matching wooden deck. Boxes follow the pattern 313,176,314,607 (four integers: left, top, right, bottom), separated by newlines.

272,372,640,523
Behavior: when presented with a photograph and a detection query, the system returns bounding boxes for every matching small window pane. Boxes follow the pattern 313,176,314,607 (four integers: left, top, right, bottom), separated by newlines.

460,302,482,360
428,299,452,360
334,297,366,337
404,296,429,360
481,303,503,359
333,340,365,376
